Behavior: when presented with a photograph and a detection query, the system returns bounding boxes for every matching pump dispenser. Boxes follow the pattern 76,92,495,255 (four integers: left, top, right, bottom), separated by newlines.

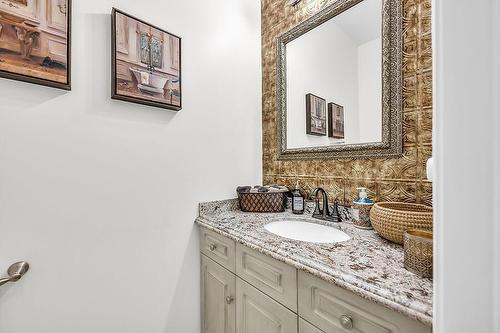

291,181,305,214
352,187,374,229
354,187,373,204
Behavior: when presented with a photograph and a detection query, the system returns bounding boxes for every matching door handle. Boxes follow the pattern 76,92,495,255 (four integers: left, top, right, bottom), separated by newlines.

0,261,29,287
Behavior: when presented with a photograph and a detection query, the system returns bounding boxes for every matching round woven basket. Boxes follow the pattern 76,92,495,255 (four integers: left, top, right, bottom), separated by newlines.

370,202,433,244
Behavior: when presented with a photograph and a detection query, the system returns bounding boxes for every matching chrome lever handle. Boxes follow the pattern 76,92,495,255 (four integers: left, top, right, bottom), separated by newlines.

0,262,29,287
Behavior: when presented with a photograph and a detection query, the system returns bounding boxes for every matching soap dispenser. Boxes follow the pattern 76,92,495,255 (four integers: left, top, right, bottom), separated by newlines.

291,181,305,215
352,187,374,229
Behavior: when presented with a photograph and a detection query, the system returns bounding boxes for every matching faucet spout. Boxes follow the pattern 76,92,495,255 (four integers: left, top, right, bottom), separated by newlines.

311,187,331,220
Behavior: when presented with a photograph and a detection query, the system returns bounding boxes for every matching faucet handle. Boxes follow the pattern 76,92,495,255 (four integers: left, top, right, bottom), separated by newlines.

329,198,343,222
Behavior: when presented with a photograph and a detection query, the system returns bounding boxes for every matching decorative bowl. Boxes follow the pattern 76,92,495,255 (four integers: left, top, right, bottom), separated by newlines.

370,202,433,244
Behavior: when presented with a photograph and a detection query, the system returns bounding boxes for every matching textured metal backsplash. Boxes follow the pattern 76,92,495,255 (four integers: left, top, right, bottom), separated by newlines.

261,0,432,206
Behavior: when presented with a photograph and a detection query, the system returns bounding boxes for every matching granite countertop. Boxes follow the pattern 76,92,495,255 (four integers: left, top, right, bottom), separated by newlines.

195,199,433,326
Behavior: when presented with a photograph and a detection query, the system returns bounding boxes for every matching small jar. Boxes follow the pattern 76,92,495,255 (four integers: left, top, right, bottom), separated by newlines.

403,229,433,278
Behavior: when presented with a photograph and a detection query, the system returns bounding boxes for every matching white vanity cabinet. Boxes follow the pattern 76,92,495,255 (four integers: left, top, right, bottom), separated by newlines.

199,227,431,333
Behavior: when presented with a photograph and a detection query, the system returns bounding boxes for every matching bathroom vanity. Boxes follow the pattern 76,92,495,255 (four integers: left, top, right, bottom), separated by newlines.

196,199,432,333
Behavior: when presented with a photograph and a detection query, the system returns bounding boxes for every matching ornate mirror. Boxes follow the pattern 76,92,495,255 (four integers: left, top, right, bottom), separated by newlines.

277,0,402,159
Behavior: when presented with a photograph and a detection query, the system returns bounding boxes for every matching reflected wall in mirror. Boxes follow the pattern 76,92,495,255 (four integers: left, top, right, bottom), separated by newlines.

277,0,402,159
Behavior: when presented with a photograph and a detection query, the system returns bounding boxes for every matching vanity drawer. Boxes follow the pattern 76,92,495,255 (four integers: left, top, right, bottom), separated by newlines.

298,271,431,333
200,227,236,272
236,243,297,312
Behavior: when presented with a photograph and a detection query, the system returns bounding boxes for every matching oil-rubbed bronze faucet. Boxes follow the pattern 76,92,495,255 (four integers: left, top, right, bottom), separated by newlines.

311,188,332,221
311,188,343,222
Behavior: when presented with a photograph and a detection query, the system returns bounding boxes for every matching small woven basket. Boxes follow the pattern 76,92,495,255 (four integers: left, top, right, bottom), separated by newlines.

404,229,433,278
238,192,286,213
370,202,433,244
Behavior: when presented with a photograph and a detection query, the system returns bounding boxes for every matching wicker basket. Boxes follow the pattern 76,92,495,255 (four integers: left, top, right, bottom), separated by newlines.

404,229,433,278
238,192,286,213
370,202,433,244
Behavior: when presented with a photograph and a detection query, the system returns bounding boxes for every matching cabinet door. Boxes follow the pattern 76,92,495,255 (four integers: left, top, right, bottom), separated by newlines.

201,254,236,333
299,319,324,333
236,278,297,333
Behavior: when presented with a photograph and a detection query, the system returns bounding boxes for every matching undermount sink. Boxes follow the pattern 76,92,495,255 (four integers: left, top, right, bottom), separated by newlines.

264,220,350,244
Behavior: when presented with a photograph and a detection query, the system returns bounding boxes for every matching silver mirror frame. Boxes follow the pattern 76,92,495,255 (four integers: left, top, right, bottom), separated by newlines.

276,0,402,160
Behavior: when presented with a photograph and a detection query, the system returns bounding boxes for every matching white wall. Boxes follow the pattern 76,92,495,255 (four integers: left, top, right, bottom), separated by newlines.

433,0,499,332
358,38,382,143
0,1,262,332
287,18,359,148
494,1,500,330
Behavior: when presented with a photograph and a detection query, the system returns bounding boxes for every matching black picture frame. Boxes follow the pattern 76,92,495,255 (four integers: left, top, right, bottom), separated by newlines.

0,0,72,90
306,93,327,136
111,8,182,111
328,102,345,139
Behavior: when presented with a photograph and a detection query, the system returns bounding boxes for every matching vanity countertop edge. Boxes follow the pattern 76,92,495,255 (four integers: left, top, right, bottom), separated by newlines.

195,198,433,327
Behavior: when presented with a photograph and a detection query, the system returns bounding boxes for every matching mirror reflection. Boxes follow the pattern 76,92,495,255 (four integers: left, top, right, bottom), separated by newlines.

286,0,382,149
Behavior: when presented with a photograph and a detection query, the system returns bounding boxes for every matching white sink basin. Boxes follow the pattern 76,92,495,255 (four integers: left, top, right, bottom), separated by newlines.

264,220,350,244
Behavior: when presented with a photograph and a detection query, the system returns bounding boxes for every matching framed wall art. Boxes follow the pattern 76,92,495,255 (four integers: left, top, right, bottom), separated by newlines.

328,102,345,139
305,93,327,136
111,8,182,111
0,0,72,90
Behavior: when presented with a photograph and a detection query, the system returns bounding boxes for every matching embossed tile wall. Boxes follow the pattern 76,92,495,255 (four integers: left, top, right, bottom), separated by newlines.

262,0,432,206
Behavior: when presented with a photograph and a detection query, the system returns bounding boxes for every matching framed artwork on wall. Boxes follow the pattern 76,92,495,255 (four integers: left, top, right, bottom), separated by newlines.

111,8,182,111
0,0,72,90
306,93,327,136
328,102,345,139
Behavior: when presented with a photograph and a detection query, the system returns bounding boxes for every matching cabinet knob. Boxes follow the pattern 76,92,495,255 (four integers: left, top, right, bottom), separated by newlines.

339,315,353,330
209,244,217,251
225,296,234,304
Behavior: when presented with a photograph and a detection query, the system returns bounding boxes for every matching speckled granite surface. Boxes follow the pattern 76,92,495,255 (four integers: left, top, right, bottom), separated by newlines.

195,199,433,326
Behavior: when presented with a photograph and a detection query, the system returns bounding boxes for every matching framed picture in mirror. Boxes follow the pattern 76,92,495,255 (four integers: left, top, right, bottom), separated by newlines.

306,93,327,136
111,8,182,111
328,102,345,139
